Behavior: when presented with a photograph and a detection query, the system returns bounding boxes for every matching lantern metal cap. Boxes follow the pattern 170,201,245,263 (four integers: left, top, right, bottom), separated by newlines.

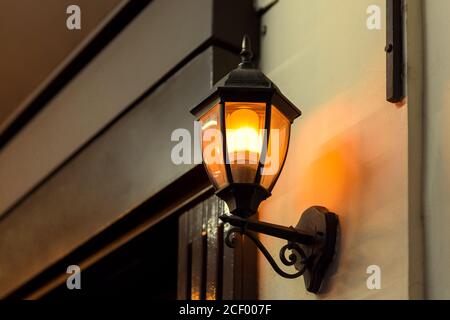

190,35,302,123
238,34,254,69
224,34,272,88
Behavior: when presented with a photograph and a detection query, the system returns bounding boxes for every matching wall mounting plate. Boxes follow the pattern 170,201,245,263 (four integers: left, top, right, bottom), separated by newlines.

294,206,338,293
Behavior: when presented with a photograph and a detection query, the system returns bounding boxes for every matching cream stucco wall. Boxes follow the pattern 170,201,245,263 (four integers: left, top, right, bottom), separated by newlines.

423,0,450,299
257,0,414,299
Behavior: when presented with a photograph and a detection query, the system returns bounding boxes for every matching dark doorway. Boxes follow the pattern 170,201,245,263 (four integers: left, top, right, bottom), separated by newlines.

42,214,178,299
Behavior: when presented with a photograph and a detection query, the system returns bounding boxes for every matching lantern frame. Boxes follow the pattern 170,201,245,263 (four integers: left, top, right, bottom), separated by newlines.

190,35,339,294
191,37,301,217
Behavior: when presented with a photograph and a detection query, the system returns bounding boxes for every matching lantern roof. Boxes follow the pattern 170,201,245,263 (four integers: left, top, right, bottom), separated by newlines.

191,35,302,123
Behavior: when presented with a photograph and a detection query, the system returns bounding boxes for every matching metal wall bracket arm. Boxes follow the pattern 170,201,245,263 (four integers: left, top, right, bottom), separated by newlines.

219,214,316,245
225,227,307,279
220,206,339,293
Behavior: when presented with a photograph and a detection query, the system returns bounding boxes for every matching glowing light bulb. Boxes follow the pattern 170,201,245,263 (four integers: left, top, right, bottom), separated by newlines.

226,108,262,155
225,106,264,183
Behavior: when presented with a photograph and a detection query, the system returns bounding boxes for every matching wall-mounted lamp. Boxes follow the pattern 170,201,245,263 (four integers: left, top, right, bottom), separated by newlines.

191,36,339,293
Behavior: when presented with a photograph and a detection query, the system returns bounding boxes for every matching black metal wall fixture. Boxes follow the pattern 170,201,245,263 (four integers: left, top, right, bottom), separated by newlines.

220,207,338,293
191,36,339,294
386,0,405,103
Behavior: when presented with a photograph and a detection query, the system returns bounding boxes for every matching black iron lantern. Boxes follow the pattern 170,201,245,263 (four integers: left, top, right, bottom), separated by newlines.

191,36,339,294
191,35,301,218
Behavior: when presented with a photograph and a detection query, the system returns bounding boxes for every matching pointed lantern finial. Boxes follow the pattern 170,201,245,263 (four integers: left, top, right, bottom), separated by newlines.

239,35,254,68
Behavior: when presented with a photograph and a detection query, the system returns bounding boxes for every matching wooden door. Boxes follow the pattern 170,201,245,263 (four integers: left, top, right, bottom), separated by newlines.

177,196,257,300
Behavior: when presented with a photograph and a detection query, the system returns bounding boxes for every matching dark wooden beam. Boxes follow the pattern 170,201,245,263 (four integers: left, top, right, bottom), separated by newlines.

386,0,405,103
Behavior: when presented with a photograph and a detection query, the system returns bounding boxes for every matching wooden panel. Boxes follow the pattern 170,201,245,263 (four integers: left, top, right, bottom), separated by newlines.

231,232,243,300
0,0,209,217
177,212,189,299
187,209,194,300
190,203,206,300
0,0,259,299
241,233,258,299
0,0,259,218
0,0,127,135
221,201,236,300
178,196,257,300
5,165,211,299
0,47,237,298
205,196,220,300
216,219,225,300
226,201,243,300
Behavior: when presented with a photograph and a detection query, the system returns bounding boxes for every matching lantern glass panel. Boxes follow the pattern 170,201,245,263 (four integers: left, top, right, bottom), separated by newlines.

199,103,227,189
261,105,290,191
225,102,266,183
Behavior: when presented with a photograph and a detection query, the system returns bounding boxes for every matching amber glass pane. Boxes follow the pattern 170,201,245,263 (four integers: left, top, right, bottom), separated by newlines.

200,104,227,189
261,106,290,191
225,102,266,183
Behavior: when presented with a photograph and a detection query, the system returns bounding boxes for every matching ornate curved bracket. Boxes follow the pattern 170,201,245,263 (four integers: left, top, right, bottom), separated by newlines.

225,227,307,279
219,206,339,293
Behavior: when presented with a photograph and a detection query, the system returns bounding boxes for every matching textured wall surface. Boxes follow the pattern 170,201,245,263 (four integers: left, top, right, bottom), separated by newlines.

423,0,450,300
257,0,411,299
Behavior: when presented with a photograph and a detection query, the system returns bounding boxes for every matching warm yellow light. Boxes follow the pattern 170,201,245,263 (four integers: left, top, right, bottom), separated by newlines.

226,109,263,154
